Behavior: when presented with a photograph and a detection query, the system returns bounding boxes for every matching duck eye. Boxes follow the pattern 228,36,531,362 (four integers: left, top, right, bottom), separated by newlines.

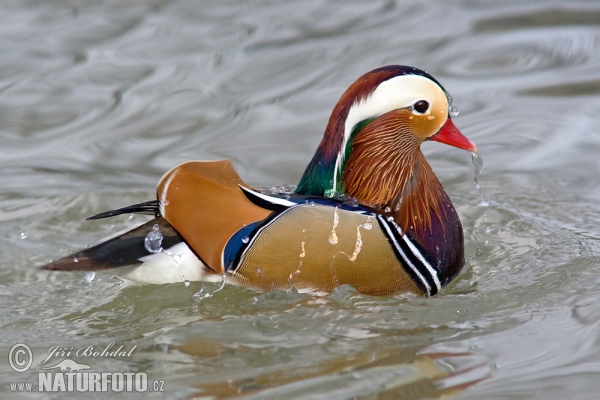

412,100,429,114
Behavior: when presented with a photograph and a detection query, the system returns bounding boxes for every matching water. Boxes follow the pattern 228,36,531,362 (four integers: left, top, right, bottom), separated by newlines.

471,152,490,207
329,207,340,245
2,1,600,399
144,224,163,254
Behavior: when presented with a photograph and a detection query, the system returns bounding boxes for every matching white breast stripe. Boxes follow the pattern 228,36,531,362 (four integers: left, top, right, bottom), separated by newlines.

402,233,441,292
377,215,431,296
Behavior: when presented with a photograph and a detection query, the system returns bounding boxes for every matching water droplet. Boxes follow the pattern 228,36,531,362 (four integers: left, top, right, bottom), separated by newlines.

128,214,134,221
299,241,306,258
348,225,363,261
295,262,302,275
283,194,291,200
472,152,483,178
427,115,435,120
471,153,489,207
343,196,359,207
384,206,391,213
84,272,95,283
324,188,336,198
73,257,79,263
19,231,27,239
332,208,339,229
257,267,263,277
363,217,373,230
193,274,226,300
309,201,316,206
242,236,249,244
163,200,170,206
450,105,460,117
329,208,340,245
329,231,338,245
144,224,164,253
387,216,394,222
184,280,190,287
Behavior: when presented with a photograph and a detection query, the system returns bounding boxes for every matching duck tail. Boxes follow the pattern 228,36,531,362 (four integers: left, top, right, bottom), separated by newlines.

40,217,183,271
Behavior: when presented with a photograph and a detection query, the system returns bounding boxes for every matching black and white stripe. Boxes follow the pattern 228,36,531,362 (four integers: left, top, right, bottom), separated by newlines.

377,215,441,296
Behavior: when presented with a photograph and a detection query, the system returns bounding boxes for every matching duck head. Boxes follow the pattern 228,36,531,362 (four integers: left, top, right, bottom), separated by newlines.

296,65,476,235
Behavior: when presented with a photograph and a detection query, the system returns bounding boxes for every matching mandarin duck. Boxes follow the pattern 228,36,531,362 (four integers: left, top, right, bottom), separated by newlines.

41,65,476,297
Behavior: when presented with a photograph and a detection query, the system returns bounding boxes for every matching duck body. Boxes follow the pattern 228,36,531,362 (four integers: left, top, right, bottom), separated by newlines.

41,65,476,297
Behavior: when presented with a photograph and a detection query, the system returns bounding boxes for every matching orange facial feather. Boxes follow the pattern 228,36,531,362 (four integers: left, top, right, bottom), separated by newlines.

341,109,448,235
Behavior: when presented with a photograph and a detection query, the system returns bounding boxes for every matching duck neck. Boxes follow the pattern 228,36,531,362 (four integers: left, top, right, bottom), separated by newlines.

345,146,448,237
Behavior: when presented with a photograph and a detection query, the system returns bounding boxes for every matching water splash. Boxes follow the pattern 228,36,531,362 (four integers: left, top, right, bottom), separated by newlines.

343,196,359,207
471,152,490,207
329,208,339,245
294,261,302,277
347,225,363,262
83,272,95,283
450,105,460,117
363,216,373,230
329,257,340,287
342,218,372,262
324,188,338,198
144,224,164,253
325,189,360,207
258,185,296,195
193,274,227,300
163,249,187,283
394,197,402,212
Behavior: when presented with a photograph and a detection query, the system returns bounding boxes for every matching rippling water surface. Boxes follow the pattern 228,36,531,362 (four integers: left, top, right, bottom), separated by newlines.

2,1,600,399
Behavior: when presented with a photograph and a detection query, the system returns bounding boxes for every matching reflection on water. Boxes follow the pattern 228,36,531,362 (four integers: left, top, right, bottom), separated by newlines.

2,0,600,398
